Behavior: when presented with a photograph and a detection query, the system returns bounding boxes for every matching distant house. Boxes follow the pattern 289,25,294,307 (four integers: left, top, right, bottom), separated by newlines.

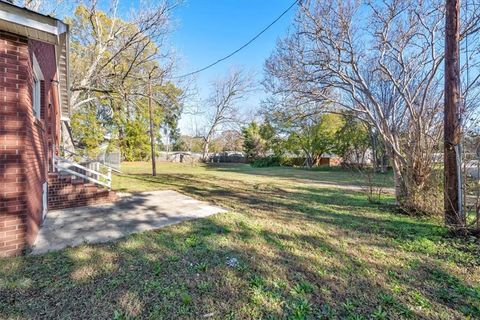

319,154,341,166
0,1,115,257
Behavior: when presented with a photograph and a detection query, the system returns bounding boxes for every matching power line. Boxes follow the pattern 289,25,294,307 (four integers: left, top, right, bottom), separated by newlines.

174,0,299,79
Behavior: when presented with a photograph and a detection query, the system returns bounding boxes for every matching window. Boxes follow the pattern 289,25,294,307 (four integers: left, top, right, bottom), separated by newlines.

33,74,41,118
32,54,43,119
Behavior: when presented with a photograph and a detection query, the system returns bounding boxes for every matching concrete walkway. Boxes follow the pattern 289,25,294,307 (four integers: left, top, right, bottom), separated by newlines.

32,190,227,254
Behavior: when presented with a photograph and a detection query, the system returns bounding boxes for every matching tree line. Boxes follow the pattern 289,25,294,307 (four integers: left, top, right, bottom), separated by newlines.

261,0,480,217
241,113,379,169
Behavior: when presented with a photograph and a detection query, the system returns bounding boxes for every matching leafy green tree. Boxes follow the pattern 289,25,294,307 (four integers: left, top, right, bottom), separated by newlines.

71,104,105,157
121,119,151,161
161,83,184,152
259,119,285,156
68,3,175,111
242,122,268,160
170,127,183,151
67,3,183,161
242,120,284,160
335,114,371,164
284,113,344,167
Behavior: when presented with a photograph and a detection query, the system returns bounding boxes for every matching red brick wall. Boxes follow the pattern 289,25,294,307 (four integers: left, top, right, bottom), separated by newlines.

0,32,60,256
48,173,117,210
30,39,60,171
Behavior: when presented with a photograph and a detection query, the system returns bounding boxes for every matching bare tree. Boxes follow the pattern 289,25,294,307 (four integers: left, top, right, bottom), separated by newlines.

200,69,252,160
69,0,179,110
264,0,480,213
17,0,69,16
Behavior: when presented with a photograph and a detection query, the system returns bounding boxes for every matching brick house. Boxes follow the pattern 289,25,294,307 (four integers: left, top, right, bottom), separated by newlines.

0,1,115,257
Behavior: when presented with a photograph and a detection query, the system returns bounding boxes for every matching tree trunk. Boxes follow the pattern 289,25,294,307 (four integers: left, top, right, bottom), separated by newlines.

303,150,313,168
203,140,210,161
380,154,387,174
370,130,379,172
392,154,407,204
148,76,156,176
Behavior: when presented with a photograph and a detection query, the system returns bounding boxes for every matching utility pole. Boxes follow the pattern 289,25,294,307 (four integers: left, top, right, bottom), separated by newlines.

444,0,463,227
148,68,157,176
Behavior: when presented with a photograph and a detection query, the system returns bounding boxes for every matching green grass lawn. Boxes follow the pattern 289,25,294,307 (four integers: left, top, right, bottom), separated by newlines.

113,162,394,192
1,162,479,319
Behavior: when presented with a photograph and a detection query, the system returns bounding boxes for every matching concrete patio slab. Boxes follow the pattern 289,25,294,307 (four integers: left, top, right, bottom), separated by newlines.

32,190,227,254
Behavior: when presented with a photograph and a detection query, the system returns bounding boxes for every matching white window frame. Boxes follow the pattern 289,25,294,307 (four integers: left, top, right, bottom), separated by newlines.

32,54,44,119
42,182,48,220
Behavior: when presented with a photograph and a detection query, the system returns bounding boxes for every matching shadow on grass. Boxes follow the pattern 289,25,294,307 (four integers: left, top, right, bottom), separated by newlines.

2,214,478,319
202,163,394,188
1,171,478,319
119,173,442,243
118,173,478,269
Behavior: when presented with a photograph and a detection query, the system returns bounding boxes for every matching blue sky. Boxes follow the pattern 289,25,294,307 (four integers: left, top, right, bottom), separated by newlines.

103,0,297,134
171,0,294,77
163,0,296,134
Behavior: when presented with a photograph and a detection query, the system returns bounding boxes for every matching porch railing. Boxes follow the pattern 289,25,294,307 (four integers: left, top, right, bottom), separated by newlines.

60,147,121,173
53,155,112,189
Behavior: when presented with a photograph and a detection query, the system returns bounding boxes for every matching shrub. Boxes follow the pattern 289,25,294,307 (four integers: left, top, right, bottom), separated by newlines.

251,156,282,167
251,156,317,168
280,157,305,167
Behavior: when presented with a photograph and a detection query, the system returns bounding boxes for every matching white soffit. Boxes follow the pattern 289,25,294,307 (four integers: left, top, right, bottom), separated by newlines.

0,2,67,38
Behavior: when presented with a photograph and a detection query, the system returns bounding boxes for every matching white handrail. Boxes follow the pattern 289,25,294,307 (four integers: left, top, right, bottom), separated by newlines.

55,156,110,180
60,147,121,173
55,165,110,189
53,156,112,189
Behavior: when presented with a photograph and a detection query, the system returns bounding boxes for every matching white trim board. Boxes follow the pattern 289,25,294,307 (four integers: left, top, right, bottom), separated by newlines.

32,53,44,81
0,3,67,36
